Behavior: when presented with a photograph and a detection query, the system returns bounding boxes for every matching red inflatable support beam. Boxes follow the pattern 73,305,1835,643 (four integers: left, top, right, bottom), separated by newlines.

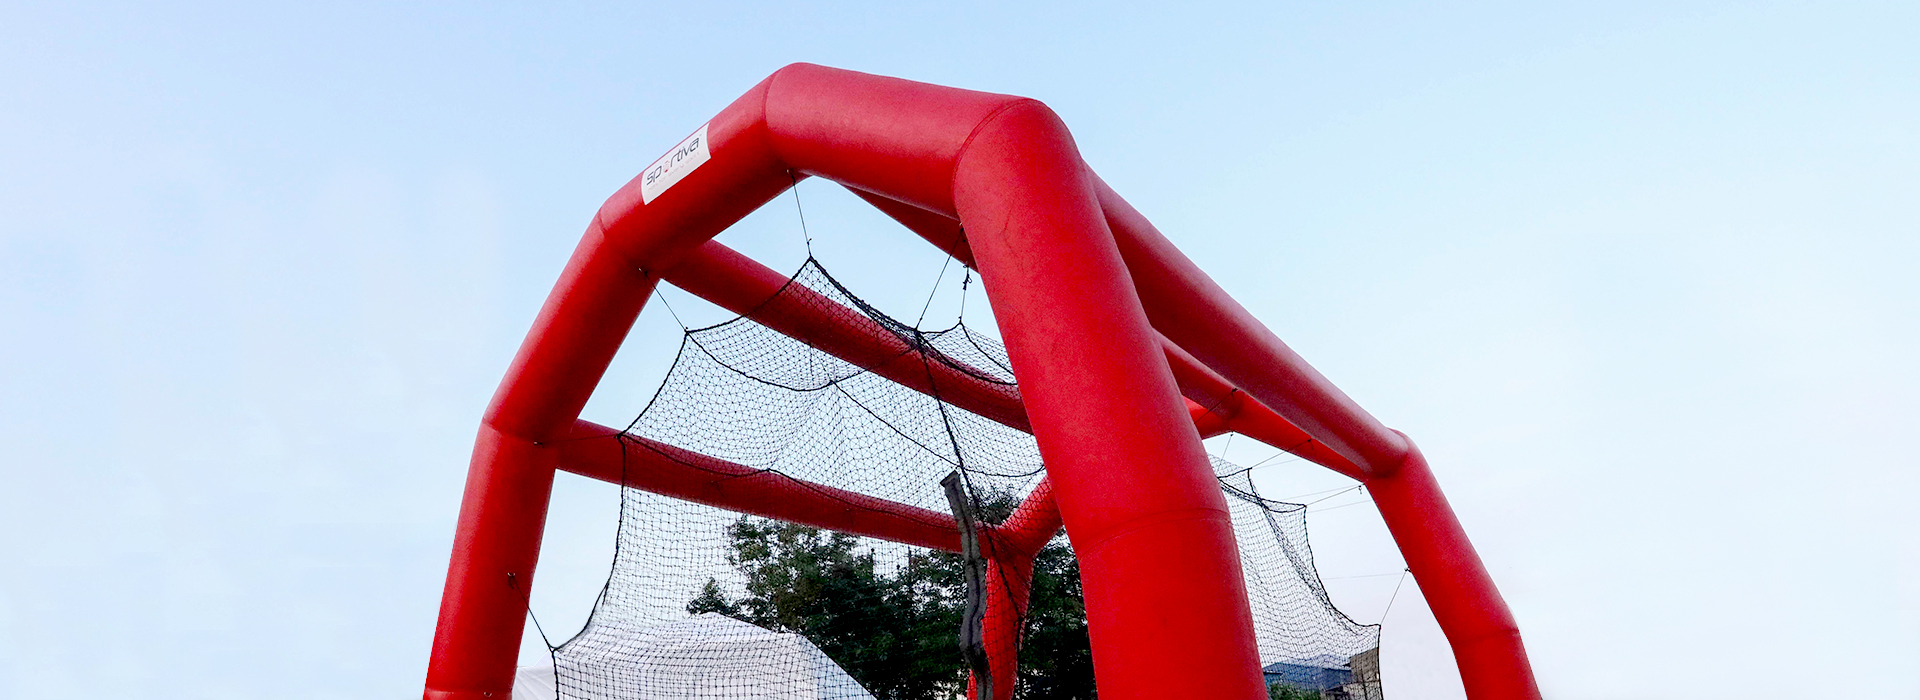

848,194,1365,478
666,240,1031,432
670,237,1363,476
974,477,1065,699
554,419,964,552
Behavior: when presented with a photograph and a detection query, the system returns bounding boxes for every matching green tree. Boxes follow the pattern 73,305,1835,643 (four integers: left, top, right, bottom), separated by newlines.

687,518,965,700
1267,684,1323,700
689,508,1096,699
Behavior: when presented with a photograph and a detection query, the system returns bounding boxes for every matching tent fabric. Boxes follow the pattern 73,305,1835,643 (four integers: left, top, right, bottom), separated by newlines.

513,662,559,700
519,613,876,700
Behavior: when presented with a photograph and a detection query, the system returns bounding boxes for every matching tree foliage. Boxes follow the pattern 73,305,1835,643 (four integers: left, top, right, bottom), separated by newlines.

687,519,967,699
688,504,1095,699
1267,684,1323,700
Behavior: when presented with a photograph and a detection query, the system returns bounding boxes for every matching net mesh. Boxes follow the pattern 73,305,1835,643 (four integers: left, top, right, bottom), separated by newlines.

549,260,1382,700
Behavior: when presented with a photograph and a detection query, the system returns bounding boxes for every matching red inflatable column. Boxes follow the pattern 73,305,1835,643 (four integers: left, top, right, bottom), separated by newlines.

968,479,1065,700
969,559,1033,700
950,101,1266,700
1366,438,1540,700
424,221,661,700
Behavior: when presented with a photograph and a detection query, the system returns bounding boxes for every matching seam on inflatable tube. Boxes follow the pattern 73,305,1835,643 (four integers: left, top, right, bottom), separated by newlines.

761,64,794,172
1073,506,1233,559
948,97,1047,201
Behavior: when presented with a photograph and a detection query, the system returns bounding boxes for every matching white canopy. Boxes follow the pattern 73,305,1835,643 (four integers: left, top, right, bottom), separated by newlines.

514,613,876,700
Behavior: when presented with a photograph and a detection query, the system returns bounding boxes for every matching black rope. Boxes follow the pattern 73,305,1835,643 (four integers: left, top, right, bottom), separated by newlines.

789,170,812,255
1323,572,1413,581
1381,569,1412,624
911,320,1046,677
916,255,956,328
1278,485,1364,502
1250,452,1306,470
1302,484,1365,507
653,283,689,331
508,572,556,651
958,270,973,321
1309,498,1375,514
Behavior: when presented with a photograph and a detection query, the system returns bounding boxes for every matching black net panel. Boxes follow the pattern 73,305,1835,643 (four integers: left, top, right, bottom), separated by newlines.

548,260,1381,700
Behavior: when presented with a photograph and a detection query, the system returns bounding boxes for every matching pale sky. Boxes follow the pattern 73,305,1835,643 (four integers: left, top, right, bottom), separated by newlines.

2,2,1915,699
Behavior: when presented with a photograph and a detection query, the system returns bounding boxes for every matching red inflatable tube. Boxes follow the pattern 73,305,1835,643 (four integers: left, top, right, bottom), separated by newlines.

973,557,1034,700
669,238,1310,457
990,477,1064,559
972,478,1063,700
666,240,1031,432
1158,336,1365,478
424,63,1539,700
554,419,963,552
1367,437,1532,700
851,188,1364,478
1091,176,1406,473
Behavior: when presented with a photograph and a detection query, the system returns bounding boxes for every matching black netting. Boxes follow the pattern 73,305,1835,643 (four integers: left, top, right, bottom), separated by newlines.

547,260,1381,700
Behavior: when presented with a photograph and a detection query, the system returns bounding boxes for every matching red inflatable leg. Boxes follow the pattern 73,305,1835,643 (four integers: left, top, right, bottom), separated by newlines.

1368,439,1539,700
969,557,1034,700
943,99,1264,700
424,222,661,700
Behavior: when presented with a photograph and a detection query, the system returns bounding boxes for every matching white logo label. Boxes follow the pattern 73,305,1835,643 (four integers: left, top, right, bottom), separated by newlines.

640,124,711,204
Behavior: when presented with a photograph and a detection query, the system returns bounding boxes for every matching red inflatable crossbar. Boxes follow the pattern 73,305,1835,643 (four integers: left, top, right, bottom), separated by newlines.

555,419,966,552
666,240,1031,432
672,238,1363,477
848,197,1365,478
424,64,1539,700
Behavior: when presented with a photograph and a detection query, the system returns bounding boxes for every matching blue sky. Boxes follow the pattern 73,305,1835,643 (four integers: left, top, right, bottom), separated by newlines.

2,1,1915,698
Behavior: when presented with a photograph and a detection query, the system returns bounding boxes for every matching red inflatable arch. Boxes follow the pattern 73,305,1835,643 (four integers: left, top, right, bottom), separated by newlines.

423,64,1541,700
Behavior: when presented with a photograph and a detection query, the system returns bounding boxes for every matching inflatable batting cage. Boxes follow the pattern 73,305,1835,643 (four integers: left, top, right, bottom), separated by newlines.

423,64,1541,700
